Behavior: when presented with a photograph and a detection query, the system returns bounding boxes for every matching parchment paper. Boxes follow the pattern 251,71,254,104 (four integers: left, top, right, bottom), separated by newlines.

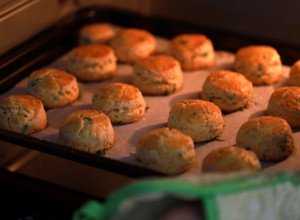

1,35,300,175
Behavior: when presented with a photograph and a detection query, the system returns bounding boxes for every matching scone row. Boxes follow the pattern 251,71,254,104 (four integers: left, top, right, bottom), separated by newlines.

77,23,298,88
0,93,295,175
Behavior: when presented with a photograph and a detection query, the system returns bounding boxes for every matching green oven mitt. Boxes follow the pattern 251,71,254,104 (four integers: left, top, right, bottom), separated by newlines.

73,171,300,220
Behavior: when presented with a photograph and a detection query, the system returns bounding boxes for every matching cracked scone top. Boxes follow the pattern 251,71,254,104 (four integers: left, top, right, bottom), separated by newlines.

167,99,223,142
0,95,47,134
59,110,114,154
92,82,146,124
65,44,117,81
27,68,79,108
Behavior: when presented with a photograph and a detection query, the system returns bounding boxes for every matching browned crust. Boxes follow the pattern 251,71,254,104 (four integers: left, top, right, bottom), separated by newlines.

112,28,155,46
138,127,194,151
27,68,79,108
0,95,47,134
79,23,115,44
289,60,300,86
59,110,114,154
93,82,144,102
70,45,114,58
201,70,253,112
236,116,294,161
167,99,223,142
202,146,261,172
234,45,282,85
267,87,300,128
170,33,215,70
136,127,196,175
92,82,146,124
135,55,179,72
171,34,212,53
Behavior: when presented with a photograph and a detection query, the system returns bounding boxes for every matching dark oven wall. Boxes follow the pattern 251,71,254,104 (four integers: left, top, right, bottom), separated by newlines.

2,0,300,56
78,0,300,48
147,0,300,48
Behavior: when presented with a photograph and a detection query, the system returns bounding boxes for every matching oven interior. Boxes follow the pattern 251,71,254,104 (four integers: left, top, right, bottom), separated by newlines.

1,1,300,219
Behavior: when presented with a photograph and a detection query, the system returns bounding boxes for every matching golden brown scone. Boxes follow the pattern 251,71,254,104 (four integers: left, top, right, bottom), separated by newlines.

65,44,117,81
202,146,261,173
0,95,47,134
79,23,115,45
202,70,253,112
267,86,300,129
170,33,215,71
92,82,146,124
109,28,157,63
59,110,114,154
236,116,294,161
27,68,79,108
167,99,223,142
136,127,196,175
288,60,300,86
132,55,183,95
234,45,282,85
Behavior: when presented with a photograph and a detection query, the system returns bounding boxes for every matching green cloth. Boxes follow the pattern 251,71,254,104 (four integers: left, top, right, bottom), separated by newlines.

73,171,300,220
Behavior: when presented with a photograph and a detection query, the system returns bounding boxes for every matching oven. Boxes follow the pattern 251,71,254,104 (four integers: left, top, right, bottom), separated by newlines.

1,1,300,219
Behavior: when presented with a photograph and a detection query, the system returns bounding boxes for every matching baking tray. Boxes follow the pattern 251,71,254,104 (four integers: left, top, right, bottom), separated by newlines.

1,7,300,178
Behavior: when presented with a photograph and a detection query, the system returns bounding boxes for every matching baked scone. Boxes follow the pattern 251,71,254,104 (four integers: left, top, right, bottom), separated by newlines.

109,28,157,63
288,60,300,86
170,33,214,71
59,110,114,154
236,116,294,161
0,95,47,134
65,44,117,81
167,99,223,142
136,127,196,175
27,68,79,108
132,55,183,95
201,70,253,112
234,45,282,85
267,86,300,129
202,146,261,173
92,82,146,124
79,23,115,45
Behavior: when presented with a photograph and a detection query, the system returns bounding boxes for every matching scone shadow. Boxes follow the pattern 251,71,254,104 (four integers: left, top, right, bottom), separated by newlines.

113,67,132,84
248,110,267,120
260,148,299,170
260,161,278,169
41,133,60,143
128,123,167,148
1,87,27,96
273,75,289,89
193,141,216,149
169,91,201,108
47,103,94,122
218,63,234,71
231,143,277,170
